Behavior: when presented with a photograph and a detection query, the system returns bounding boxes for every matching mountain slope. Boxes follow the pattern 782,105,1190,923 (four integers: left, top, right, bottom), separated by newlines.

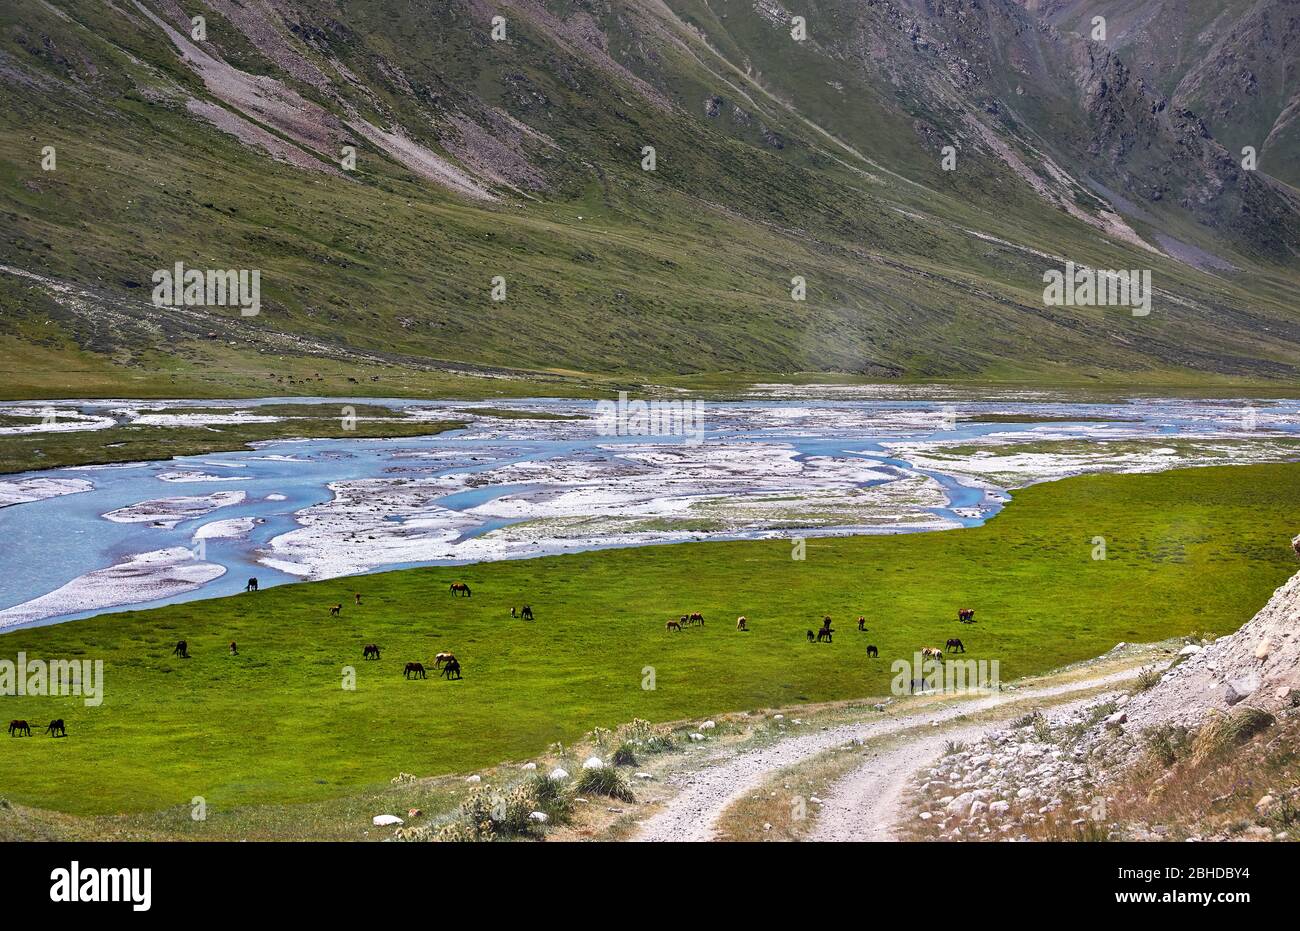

1,0,1298,396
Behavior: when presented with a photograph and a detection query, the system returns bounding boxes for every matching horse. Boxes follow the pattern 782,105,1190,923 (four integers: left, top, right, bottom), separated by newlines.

442,658,462,680
363,644,381,660
857,616,867,631
8,720,31,737
449,582,471,597
666,620,682,632
908,678,933,694
922,647,944,661
354,593,363,606
329,604,341,616
434,652,455,667
172,640,189,658
403,662,427,680
958,608,975,623
736,615,748,631
866,645,878,658
510,606,517,618
689,612,704,625
817,627,833,643
229,641,238,655
521,605,534,621
245,577,258,592
45,719,66,737
945,638,965,654
807,630,815,642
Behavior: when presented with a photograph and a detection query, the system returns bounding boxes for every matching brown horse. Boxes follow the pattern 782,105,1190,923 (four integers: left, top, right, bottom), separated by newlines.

45,719,66,737
8,720,32,737
354,593,363,606
229,641,238,655
857,616,867,631
329,604,341,616
666,620,682,632
689,612,704,625
172,640,189,658
958,608,975,623
945,638,965,654
434,652,455,667
404,662,427,680
363,644,381,660
449,582,471,597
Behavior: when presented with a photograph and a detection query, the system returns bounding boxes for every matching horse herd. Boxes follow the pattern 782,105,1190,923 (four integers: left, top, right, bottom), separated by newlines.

7,719,65,738
666,607,978,664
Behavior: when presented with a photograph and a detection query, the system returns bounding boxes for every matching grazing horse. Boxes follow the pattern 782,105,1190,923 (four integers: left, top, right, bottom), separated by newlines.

817,627,833,643
806,630,815,643
922,647,943,661
229,641,238,656
449,582,471,597
736,615,748,631
354,593,363,606
329,604,341,616
866,644,878,658
442,658,462,680
945,638,965,654
666,620,682,632
521,604,534,621
45,719,66,737
857,616,867,631
245,577,258,592
363,644,381,660
172,640,189,658
403,662,427,680
689,612,704,626
958,608,975,623
434,652,455,668
510,606,517,618
8,720,32,737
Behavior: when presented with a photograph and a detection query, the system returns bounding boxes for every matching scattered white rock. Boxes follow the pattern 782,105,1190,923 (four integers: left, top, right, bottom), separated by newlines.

372,814,403,827
582,756,604,770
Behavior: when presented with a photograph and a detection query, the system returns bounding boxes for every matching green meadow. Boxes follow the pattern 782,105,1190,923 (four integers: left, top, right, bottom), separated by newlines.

1,462,1297,817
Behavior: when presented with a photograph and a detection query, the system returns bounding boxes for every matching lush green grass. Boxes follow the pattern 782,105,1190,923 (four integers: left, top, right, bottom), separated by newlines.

0,412,465,474
1,462,1297,817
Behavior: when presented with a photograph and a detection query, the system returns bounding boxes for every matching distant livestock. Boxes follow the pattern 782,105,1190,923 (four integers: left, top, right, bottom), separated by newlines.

404,662,427,680
857,616,867,631
945,638,965,654
866,645,878,658
449,582,472,597
736,616,748,631
329,604,342,616
229,641,238,655
434,652,456,668
245,577,258,592
958,608,975,623
521,604,534,621
922,647,944,661
8,720,31,737
172,640,189,658
667,620,682,632
45,719,66,737
363,644,381,660
442,659,463,680
354,593,363,605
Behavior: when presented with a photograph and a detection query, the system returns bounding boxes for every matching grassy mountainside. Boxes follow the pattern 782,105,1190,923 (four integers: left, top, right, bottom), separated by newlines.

1,0,1298,398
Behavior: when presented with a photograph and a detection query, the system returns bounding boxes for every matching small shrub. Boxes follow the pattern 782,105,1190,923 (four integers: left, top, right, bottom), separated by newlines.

943,740,966,756
1191,708,1275,766
575,767,635,802
1143,724,1191,768
1134,666,1161,691
611,742,638,766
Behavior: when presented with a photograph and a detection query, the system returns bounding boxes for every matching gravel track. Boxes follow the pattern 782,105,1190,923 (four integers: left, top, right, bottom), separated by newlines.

634,668,1137,842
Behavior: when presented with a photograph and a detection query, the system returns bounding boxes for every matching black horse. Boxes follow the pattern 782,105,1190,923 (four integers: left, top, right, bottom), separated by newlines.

945,637,966,653
172,640,189,658
442,658,462,680
363,644,381,660
521,604,534,621
45,719,66,737
404,662,427,680
866,645,878,658
246,577,259,592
